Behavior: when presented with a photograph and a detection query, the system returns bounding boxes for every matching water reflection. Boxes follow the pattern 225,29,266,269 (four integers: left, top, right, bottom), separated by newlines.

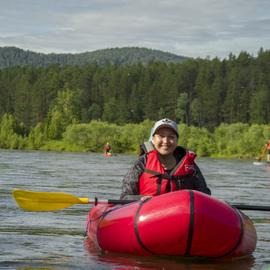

84,238,256,270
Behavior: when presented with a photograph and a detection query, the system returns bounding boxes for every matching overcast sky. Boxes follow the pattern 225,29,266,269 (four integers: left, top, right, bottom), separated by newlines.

0,0,269,59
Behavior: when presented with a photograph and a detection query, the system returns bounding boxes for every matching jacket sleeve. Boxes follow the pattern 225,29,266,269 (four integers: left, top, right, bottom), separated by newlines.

193,163,211,195
119,157,145,200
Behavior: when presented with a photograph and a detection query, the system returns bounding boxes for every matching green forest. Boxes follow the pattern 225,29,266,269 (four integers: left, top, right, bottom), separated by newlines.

0,47,270,159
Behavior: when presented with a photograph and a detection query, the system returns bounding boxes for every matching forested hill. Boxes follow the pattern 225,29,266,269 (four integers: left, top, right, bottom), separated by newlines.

0,46,189,68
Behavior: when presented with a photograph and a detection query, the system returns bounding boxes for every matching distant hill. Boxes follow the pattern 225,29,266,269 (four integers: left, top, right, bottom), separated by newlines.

0,46,189,69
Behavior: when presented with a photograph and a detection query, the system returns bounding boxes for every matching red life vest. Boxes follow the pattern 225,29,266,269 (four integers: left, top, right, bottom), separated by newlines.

267,140,270,150
139,149,196,196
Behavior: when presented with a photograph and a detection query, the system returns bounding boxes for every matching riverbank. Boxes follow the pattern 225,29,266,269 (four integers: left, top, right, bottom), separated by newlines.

1,116,269,159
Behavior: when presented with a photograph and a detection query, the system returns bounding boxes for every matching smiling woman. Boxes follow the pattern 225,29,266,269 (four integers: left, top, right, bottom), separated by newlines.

120,118,211,200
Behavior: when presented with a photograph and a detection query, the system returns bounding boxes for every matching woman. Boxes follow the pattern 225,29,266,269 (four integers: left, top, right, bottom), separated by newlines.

120,118,211,200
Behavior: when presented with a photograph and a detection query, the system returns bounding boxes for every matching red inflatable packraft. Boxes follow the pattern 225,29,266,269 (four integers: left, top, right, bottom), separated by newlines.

85,190,257,258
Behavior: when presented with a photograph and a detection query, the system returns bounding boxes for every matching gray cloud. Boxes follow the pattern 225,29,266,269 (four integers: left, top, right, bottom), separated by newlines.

0,0,269,58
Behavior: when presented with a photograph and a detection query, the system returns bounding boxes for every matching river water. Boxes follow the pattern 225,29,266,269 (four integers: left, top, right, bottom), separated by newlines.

0,150,269,270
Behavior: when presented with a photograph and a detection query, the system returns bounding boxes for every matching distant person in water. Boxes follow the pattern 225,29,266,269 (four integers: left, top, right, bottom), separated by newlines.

256,139,270,162
120,118,211,200
267,139,270,163
103,142,112,155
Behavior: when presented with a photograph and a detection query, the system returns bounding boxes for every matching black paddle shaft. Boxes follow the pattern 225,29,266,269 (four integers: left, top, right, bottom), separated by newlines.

107,199,135,205
232,204,270,211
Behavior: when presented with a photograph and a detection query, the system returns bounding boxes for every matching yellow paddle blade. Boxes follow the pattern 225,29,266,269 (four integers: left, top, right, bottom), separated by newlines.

12,189,90,212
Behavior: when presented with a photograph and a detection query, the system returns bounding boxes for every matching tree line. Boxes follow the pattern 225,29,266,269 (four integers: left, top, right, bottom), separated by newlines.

0,48,269,157
1,49,270,130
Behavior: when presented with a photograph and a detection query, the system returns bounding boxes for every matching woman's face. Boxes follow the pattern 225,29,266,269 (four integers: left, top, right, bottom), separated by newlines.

152,127,178,156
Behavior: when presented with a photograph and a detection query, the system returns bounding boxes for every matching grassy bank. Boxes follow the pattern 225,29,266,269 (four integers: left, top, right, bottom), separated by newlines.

1,114,270,160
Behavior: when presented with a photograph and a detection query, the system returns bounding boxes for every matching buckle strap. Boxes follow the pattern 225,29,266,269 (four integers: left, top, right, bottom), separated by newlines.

144,168,173,179
144,168,183,191
145,169,184,181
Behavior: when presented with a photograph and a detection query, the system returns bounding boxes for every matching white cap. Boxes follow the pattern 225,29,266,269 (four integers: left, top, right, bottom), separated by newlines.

149,118,179,140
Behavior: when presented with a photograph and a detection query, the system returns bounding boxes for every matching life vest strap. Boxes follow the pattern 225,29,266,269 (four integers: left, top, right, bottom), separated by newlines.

144,168,184,180
143,168,184,194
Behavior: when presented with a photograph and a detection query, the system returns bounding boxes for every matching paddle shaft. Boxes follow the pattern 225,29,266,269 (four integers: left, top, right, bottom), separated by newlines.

13,189,270,212
106,199,134,204
231,204,270,211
